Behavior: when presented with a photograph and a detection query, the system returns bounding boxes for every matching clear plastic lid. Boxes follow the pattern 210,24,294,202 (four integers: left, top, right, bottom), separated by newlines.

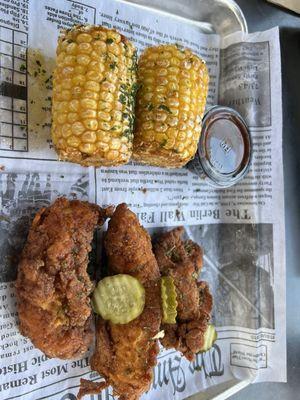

193,106,252,188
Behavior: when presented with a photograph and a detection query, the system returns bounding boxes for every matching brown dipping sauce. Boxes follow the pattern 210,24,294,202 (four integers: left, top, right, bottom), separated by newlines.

187,106,252,188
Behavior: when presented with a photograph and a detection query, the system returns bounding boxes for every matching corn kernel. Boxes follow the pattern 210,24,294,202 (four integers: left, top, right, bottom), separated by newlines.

79,143,95,154
82,131,97,143
77,55,90,66
67,113,78,123
99,121,111,131
82,90,99,100
78,43,92,53
77,33,92,43
61,79,72,89
83,119,98,130
67,136,81,147
86,70,103,81
69,100,80,112
98,111,111,122
61,124,72,138
98,101,113,112
72,75,85,86
66,42,78,54
80,98,97,110
107,150,119,160
72,122,85,135
64,55,76,66
80,109,97,119
110,138,121,150
57,113,67,124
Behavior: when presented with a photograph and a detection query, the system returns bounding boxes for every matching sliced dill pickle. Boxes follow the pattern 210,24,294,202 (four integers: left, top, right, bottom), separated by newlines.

92,274,145,324
198,324,217,353
161,276,178,324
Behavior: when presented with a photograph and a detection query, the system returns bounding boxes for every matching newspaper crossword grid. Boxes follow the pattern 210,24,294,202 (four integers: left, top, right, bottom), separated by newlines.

0,26,28,152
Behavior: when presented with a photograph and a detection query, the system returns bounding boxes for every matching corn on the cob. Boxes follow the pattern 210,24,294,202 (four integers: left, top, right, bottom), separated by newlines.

51,26,137,167
133,44,209,168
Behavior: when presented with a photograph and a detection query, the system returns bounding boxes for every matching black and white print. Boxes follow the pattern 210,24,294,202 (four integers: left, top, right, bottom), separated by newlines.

186,223,274,330
0,172,89,282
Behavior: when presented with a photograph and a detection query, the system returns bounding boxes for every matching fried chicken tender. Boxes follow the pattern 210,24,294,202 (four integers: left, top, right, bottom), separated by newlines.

16,197,111,359
154,227,213,361
78,204,161,400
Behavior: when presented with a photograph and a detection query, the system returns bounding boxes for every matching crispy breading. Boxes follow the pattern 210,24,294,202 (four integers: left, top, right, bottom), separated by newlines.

78,204,161,400
15,198,111,359
154,227,213,361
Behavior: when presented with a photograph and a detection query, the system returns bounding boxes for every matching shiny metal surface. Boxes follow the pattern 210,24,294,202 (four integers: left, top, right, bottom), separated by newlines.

124,0,248,36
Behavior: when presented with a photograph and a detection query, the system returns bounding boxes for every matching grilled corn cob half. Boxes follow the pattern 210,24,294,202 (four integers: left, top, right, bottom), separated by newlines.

51,26,137,167
133,44,209,168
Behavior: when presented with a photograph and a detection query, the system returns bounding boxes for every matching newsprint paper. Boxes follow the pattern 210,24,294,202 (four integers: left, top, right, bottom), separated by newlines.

0,0,285,399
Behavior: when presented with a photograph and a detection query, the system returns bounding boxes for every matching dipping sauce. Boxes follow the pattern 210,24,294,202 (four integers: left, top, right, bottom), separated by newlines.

187,106,252,188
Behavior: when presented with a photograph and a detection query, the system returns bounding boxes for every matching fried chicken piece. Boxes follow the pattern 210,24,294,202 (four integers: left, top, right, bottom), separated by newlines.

78,203,161,400
15,197,111,359
154,227,213,361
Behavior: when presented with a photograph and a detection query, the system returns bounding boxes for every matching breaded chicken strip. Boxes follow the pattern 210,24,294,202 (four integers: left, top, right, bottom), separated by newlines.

78,204,161,400
154,227,213,361
16,198,111,359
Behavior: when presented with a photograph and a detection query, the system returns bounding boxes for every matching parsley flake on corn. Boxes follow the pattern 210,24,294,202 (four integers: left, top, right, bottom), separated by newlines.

133,44,209,168
51,25,137,166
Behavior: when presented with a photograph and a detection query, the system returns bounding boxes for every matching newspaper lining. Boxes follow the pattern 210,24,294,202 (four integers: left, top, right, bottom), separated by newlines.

0,0,286,399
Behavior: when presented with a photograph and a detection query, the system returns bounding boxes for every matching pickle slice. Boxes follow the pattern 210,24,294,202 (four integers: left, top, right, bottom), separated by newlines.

161,276,178,324
198,324,217,353
92,274,145,324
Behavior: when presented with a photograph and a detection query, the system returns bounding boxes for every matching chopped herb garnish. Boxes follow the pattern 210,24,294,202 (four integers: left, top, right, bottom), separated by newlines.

20,64,26,72
131,82,139,95
184,241,194,254
160,138,167,148
109,62,117,70
192,272,199,280
175,43,185,53
36,60,41,67
45,75,52,84
42,69,46,73
123,128,132,139
106,38,114,44
194,366,202,372
34,71,38,77
146,103,154,111
158,105,172,113
119,93,127,104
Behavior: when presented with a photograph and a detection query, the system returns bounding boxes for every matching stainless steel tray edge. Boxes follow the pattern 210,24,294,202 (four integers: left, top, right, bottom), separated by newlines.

122,0,248,36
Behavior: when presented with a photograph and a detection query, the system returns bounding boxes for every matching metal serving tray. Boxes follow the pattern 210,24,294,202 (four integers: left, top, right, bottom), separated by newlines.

122,2,249,399
124,0,248,37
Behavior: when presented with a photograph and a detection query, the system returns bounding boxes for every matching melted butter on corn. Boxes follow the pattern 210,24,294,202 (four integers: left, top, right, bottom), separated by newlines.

52,25,137,167
133,44,209,168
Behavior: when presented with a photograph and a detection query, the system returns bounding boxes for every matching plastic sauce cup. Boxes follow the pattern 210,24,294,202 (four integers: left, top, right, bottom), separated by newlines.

187,106,252,188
